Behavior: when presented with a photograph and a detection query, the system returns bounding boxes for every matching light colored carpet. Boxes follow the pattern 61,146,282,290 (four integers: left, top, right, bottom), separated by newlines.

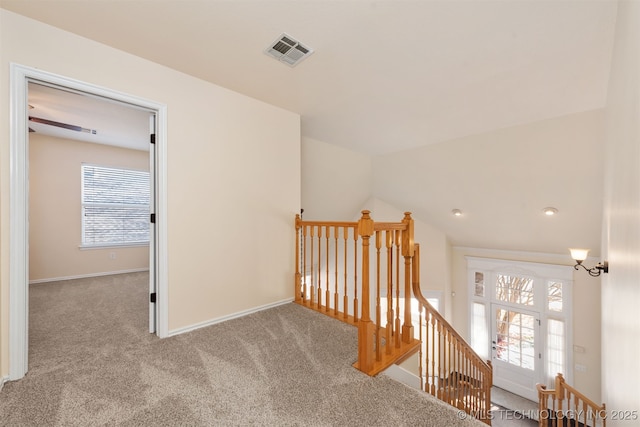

1,273,485,426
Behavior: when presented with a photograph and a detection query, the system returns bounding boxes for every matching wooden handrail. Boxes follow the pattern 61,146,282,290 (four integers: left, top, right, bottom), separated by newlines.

294,210,492,425
411,246,490,369
412,243,492,425
537,373,606,427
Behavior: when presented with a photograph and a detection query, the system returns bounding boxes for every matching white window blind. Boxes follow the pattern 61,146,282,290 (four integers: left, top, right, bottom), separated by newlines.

81,164,150,246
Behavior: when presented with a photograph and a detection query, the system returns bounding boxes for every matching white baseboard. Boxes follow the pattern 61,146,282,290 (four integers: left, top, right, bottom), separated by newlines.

167,298,294,337
383,364,422,391
29,268,149,284
0,375,8,391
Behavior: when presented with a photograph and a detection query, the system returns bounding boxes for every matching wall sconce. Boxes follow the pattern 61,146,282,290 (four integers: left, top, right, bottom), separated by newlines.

569,248,608,277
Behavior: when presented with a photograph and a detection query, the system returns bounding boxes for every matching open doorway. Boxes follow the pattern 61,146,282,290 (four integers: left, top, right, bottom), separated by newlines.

9,64,168,380
28,81,154,371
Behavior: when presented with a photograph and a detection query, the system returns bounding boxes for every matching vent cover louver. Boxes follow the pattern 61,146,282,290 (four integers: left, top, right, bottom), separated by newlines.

265,33,314,67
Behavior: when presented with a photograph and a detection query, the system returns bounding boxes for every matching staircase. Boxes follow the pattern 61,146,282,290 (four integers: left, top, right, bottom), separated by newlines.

537,373,606,427
294,210,493,425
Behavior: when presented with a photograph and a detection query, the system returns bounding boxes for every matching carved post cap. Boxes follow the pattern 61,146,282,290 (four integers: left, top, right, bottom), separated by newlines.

401,212,414,256
358,210,374,236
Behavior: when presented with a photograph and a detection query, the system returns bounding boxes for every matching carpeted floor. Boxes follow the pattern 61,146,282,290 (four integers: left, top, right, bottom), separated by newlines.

1,273,485,426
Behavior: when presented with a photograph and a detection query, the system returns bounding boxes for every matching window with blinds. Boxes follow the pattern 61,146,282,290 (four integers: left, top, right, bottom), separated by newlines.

81,164,150,246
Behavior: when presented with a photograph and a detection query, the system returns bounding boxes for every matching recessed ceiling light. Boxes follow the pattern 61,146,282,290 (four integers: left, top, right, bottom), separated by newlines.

452,209,462,217
543,207,558,216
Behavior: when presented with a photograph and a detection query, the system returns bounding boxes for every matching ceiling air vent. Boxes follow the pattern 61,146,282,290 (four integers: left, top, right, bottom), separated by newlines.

265,33,314,67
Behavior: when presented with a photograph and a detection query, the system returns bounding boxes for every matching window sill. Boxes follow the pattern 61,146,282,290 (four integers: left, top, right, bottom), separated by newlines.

79,243,149,250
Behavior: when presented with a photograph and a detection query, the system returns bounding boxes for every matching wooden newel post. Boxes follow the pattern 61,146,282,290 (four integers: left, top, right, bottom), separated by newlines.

401,212,415,343
357,210,375,372
295,214,302,303
556,373,565,402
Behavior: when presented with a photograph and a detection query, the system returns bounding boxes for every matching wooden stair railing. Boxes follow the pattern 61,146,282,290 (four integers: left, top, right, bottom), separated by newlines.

537,373,606,427
294,210,492,424
294,211,421,374
412,243,493,425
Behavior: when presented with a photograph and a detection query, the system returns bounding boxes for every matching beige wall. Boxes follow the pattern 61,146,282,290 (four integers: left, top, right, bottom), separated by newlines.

29,135,149,281
1,10,300,377
451,248,601,402
301,136,372,221
602,0,640,420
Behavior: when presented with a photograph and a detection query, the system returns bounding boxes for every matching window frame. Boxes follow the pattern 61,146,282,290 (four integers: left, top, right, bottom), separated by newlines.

80,163,151,249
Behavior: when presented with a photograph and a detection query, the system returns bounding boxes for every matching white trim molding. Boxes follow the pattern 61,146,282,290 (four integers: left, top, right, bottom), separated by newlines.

383,364,421,391
9,63,169,380
28,269,150,285
167,299,294,337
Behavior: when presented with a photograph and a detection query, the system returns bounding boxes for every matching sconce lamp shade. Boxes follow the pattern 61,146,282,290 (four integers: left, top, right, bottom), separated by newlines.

569,248,608,277
569,248,589,262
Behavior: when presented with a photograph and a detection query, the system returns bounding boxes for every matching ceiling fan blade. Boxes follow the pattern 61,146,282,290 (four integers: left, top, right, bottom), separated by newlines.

29,116,95,134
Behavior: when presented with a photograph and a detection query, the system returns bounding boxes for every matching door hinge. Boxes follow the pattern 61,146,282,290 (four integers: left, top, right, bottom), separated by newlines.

150,134,156,144
150,213,156,223
150,292,157,303
539,353,542,359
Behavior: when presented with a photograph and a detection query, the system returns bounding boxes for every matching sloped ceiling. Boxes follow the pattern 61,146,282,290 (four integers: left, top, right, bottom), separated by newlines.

1,0,617,256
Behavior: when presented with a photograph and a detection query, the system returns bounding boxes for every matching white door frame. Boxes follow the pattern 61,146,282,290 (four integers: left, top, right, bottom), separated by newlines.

8,63,169,380
467,256,574,399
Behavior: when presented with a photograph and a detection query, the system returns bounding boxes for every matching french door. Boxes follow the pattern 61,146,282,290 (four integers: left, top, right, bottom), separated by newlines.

491,303,540,401
467,257,573,401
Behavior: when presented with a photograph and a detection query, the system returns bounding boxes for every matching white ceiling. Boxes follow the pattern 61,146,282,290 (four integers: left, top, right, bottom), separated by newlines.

28,83,150,151
3,0,617,256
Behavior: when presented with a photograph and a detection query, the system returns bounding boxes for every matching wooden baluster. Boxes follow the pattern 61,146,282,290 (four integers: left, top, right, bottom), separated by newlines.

302,224,308,303
353,229,359,322
325,226,330,312
486,361,492,422
386,230,393,355
447,329,452,404
357,210,374,372
334,226,339,316
467,356,472,412
401,212,414,343
375,230,382,361
458,343,463,410
452,338,457,408
473,359,477,414
440,323,446,401
295,215,302,303
418,302,424,391
431,313,442,396
317,226,323,309
475,357,479,415
343,226,349,319
394,230,401,348
309,226,315,305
